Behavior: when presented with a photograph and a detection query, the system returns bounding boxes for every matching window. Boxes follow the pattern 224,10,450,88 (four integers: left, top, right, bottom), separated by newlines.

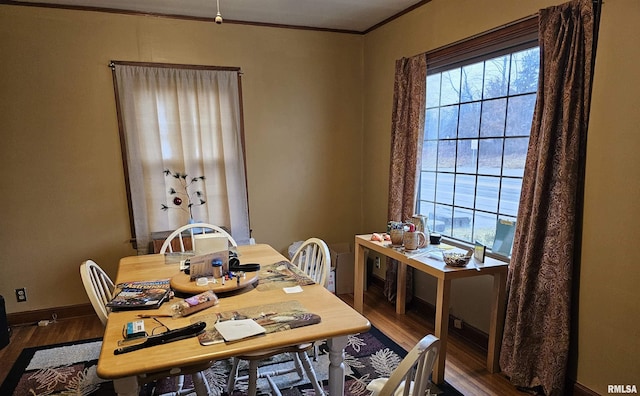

417,19,539,255
112,62,250,253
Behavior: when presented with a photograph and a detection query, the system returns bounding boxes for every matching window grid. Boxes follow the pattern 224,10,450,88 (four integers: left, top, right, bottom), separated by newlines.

418,48,538,249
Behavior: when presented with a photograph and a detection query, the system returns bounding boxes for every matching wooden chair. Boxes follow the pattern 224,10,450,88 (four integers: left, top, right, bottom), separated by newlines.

366,334,440,396
159,222,237,254
226,238,331,396
290,237,331,287
80,260,212,396
79,259,115,326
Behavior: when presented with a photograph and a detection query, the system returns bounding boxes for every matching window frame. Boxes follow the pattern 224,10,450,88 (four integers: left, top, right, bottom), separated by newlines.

418,16,539,258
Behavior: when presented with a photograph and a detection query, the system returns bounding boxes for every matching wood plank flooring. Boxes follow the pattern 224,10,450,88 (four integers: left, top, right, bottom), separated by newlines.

339,285,526,396
0,315,104,385
0,285,526,395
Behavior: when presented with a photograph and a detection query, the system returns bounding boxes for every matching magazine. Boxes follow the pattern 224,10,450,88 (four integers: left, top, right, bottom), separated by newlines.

106,279,171,311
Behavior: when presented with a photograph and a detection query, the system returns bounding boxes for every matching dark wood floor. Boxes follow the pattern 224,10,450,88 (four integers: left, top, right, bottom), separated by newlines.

0,286,526,395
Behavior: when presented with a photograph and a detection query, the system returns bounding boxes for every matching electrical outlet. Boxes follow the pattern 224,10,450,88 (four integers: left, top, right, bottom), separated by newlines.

15,288,27,302
374,256,381,269
454,318,463,329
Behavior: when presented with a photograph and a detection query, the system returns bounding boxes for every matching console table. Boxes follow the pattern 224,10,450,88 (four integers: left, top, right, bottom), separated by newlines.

353,234,508,385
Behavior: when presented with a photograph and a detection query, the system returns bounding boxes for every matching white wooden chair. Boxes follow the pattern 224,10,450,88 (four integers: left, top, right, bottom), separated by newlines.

227,238,331,396
290,238,330,287
80,260,212,396
79,259,114,326
366,334,440,396
159,222,237,254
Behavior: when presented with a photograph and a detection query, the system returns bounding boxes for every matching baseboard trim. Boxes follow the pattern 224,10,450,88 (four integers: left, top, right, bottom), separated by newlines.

7,303,95,326
573,382,600,396
367,275,489,352
367,276,600,396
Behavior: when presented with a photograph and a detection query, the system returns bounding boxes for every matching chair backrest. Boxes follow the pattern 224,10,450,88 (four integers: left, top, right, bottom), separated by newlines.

80,260,115,326
159,222,238,254
368,334,440,396
291,238,330,287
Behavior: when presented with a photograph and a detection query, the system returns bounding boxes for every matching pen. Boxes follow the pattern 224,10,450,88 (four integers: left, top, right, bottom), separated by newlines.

137,314,173,318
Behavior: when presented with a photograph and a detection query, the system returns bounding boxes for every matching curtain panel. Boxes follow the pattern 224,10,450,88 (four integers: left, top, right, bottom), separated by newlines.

384,55,427,303
113,64,250,253
499,0,597,394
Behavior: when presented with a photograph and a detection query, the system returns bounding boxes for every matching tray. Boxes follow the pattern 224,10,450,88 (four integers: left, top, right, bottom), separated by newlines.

170,271,259,294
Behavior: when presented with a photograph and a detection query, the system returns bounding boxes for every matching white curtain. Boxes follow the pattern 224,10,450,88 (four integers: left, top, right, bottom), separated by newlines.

113,64,250,253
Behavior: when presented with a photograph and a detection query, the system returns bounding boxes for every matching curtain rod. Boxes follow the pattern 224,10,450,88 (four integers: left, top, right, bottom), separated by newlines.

519,0,603,23
109,60,241,74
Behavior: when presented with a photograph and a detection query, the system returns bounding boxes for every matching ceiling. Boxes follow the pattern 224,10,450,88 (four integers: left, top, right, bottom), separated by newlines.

12,0,427,33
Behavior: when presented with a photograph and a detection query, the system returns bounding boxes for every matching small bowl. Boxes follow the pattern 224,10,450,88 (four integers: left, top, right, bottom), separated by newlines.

442,251,472,267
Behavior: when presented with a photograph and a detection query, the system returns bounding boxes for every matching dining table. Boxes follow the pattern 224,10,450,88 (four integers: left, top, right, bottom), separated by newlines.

353,234,508,385
97,243,371,396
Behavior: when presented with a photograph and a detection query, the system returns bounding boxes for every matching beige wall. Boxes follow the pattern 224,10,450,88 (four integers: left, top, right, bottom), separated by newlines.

0,6,363,313
1,0,638,393
361,0,640,393
362,0,570,331
577,0,640,390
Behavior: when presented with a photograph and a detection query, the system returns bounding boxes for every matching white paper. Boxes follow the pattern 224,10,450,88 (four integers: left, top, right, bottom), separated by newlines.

283,285,304,293
214,319,266,342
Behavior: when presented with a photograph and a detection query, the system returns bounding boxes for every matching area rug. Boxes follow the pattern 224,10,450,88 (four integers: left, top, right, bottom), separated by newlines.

0,326,463,396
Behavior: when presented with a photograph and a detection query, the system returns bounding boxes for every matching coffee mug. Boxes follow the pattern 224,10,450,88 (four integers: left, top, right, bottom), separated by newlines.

403,231,427,250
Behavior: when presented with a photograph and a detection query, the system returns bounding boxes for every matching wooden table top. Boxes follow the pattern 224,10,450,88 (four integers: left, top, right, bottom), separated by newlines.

355,234,508,280
97,243,370,379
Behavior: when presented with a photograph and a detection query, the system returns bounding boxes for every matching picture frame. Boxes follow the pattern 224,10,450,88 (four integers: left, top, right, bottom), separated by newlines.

474,241,486,263
189,250,228,280
492,218,516,257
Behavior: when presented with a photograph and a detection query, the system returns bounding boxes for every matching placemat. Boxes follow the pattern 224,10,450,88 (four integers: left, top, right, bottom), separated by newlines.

191,300,321,345
254,261,315,291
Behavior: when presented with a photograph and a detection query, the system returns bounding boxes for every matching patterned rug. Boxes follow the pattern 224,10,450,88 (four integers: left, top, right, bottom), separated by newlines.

0,326,463,396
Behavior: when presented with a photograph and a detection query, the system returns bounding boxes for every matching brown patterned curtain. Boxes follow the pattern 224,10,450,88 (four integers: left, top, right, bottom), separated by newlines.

499,1,598,395
384,55,427,303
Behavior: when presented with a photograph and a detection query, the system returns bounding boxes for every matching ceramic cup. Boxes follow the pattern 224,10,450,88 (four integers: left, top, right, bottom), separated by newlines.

403,231,427,250
389,228,404,246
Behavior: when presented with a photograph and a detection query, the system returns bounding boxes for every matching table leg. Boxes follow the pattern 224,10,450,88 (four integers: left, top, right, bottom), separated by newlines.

113,376,139,396
327,336,348,396
354,240,366,313
432,278,451,384
395,262,407,314
487,270,507,373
